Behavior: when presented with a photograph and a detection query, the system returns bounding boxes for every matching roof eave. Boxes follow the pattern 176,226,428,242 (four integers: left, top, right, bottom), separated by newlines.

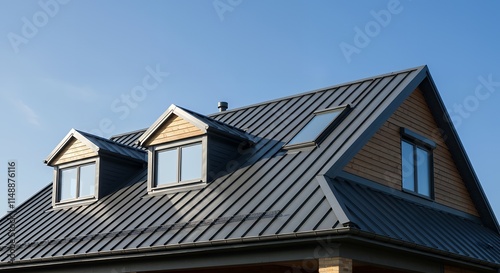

1,228,497,271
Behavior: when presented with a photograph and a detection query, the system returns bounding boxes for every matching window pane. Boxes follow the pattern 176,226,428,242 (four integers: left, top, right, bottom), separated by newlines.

157,148,178,185
181,143,202,181
60,167,77,201
79,164,96,197
288,110,342,145
416,148,431,196
401,141,415,192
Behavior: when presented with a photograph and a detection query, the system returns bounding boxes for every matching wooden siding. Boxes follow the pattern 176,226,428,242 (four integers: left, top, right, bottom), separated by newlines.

318,257,352,273
147,114,204,146
53,138,97,165
343,88,479,216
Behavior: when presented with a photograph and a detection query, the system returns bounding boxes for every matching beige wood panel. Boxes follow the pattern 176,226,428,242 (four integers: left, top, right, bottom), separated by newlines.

318,257,352,273
146,114,204,146
53,138,97,165
343,88,479,216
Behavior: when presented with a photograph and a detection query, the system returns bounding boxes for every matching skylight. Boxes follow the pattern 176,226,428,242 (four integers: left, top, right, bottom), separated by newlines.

286,106,349,147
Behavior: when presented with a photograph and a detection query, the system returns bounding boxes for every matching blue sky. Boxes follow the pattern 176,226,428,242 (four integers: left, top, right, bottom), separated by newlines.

1,1,499,220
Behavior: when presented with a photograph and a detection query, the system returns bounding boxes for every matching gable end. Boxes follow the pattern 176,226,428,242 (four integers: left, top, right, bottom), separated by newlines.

146,114,204,146
52,138,98,165
343,87,480,216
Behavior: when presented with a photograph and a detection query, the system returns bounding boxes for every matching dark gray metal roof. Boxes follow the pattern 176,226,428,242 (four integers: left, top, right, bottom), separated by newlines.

179,106,251,142
1,65,499,269
44,129,146,165
110,128,146,149
327,176,500,265
77,130,146,162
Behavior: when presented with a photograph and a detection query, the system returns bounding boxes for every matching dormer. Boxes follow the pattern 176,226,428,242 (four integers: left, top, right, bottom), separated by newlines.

45,129,146,208
137,104,253,194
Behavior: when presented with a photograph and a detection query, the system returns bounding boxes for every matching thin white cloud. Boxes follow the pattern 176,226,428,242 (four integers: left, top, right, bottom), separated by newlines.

12,99,41,126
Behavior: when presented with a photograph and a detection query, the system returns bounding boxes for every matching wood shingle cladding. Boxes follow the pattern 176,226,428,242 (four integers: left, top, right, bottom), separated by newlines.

52,138,97,165
146,114,204,146
343,88,479,216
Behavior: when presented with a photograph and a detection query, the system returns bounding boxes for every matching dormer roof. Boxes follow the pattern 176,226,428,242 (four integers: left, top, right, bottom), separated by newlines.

44,129,146,166
137,104,252,147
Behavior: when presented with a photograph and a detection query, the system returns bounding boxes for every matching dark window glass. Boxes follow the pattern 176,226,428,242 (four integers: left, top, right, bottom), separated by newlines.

416,147,430,196
401,141,415,192
401,140,432,197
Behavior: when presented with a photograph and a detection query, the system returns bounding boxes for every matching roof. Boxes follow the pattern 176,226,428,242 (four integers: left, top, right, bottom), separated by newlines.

110,128,146,149
137,104,251,146
44,129,146,165
326,174,500,265
1,65,499,269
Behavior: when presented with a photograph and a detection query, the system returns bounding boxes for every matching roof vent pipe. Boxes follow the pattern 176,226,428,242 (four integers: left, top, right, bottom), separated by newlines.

218,101,228,112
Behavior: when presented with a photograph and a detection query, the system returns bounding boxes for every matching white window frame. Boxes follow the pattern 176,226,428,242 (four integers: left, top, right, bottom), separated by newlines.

52,157,99,207
148,136,207,194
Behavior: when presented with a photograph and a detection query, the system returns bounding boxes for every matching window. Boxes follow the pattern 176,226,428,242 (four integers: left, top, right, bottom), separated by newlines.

400,128,435,198
58,163,96,202
155,142,202,186
285,105,350,148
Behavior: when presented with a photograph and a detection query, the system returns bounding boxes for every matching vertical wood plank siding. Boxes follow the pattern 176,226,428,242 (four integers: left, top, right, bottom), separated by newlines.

148,115,204,146
53,138,98,165
343,88,479,216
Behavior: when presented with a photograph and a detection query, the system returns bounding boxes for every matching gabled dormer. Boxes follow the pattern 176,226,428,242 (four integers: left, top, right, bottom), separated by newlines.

45,129,146,208
137,104,253,194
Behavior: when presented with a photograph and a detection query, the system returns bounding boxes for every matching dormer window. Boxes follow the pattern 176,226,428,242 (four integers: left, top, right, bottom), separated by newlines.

138,104,253,194
59,162,96,202
45,129,146,208
154,140,204,187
